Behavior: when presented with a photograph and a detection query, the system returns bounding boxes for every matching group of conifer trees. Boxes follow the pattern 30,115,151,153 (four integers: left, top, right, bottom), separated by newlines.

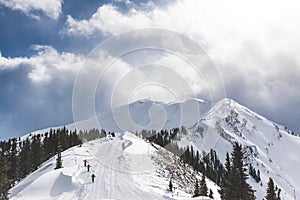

181,142,256,199
249,163,261,183
139,129,224,185
265,177,281,200
192,173,214,198
181,146,224,186
139,128,267,199
0,127,82,199
219,142,255,199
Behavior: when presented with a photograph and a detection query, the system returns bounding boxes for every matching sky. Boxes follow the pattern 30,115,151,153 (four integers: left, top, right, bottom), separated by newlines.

0,0,300,139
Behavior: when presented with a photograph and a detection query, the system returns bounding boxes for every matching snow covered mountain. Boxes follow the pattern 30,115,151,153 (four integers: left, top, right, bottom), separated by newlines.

10,132,219,200
12,98,300,199
177,98,300,199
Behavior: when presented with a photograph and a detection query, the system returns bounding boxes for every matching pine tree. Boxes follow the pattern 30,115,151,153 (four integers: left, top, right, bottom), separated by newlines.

277,188,281,200
193,179,200,197
0,149,10,200
219,143,255,200
58,127,69,150
209,189,214,199
54,144,63,170
19,139,31,178
8,138,19,183
190,145,194,165
31,134,43,170
257,170,261,183
169,179,173,192
219,152,233,199
265,177,276,200
231,142,255,200
194,150,200,170
199,174,208,196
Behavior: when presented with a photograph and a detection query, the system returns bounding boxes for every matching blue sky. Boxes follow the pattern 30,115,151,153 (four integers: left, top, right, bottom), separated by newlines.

0,0,300,139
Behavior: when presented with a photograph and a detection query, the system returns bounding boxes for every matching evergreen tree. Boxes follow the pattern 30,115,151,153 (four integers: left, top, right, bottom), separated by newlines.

54,144,63,170
257,170,261,183
190,145,194,165
45,129,56,159
58,127,69,150
249,164,261,183
193,179,200,197
265,177,276,200
43,132,51,160
19,139,31,178
219,152,233,199
194,150,200,170
8,138,19,183
199,174,208,196
31,134,43,170
169,179,173,192
219,143,255,200
277,188,281,200
209,189,214,199
0,149,10,200
231,142,255,200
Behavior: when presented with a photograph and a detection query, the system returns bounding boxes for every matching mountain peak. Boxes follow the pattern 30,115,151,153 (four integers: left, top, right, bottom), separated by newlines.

10,96,300,200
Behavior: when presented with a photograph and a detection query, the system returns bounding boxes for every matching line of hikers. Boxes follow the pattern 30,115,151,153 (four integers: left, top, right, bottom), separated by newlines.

83,159,96,183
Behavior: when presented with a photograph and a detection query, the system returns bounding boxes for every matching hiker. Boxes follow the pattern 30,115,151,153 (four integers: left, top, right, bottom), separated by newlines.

83,159,87,167
87,164,91,172
91,173,96,183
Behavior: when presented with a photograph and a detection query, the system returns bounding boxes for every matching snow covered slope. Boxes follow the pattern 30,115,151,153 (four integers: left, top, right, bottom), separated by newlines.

21,98,211,140
10,132,219,200
95,98,211,133
18,97,300,199
180,98,300,199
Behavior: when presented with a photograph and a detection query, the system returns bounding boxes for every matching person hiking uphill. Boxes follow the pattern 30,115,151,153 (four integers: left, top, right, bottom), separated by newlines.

83,159,87,167
91,173,96,183
87,164,91,172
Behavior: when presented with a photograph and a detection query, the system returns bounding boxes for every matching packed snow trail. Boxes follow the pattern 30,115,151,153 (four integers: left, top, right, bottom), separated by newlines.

82,133,161,199
11,132,193,199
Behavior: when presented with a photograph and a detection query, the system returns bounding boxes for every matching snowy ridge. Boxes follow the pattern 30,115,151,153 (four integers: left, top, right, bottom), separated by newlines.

10,132,217,199
182,98,300,199
21,98,211,140
14,97,300,199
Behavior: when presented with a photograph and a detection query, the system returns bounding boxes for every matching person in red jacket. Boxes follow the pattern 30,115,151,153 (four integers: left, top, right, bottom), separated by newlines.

83,159,87,167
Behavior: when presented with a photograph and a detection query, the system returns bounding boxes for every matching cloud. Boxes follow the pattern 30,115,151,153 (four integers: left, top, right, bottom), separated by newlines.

61,4,153,36
0,0,62,20
0,45,85,138
1,0,300,137
61,0,300,132
0,45,84,83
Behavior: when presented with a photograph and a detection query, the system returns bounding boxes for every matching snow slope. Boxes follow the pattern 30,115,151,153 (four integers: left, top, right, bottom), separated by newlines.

21,98,211,140
10,132,218,200
17,97,300,199
93,98,211,133
180,98,300,199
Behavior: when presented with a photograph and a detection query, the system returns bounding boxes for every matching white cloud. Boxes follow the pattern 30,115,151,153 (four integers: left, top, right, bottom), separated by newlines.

61,0,300,131
0,45,84,83
62,4,153,36
61,0,300,83
62,0,300,99
0,0,62,20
